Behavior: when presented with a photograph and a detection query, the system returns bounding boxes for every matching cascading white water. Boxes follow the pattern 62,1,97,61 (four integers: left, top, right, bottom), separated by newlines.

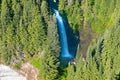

53,9,73,59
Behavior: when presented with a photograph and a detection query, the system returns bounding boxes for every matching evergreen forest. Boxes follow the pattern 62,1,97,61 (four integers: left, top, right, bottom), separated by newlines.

0,0,120,80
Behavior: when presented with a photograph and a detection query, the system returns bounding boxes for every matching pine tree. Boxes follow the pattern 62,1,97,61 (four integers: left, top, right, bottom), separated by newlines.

1,0,11,44
42,16,60,80
43,47,60,80
1,0,11,26
47,17,60,57
12,0,22,24
27,4,46,56
66,65,75,80
41,0,49,22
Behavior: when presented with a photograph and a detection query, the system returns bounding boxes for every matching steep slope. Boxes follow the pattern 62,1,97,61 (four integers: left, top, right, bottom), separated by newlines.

75,10,120,80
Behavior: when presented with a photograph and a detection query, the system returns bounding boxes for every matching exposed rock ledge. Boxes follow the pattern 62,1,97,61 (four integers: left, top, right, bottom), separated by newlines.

0,64,26,80
18,63,39,80
0,63,39,80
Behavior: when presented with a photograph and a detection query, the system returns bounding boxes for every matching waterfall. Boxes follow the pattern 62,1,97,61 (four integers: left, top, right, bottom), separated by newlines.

53,9,73,59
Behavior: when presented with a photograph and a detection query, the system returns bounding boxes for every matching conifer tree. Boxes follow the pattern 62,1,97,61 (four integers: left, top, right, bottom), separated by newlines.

43,47,60,80
27,4,46,55
47,17,60,57
41,0,49,22
42,16,60,80
66,65,75,80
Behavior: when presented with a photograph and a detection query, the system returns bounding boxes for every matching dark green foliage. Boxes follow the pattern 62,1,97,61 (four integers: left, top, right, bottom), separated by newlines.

1,0,11,26
47,17,60,57
75,9,120,80
42,16,60,80
59,0,120,33
41,0,49,22
43,49,59,80
1,0,120,80
0,0,60,80
59,0,83,31
66,65,75,80
0,0,47,65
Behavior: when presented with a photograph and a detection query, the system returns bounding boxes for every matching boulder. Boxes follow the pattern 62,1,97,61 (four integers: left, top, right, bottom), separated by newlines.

0,64,26,80
18,63,39,80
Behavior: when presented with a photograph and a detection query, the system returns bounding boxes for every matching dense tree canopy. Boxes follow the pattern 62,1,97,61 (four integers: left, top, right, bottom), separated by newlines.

0,0,120,80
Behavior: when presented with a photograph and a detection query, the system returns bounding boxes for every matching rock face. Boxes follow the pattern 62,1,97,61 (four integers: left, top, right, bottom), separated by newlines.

18,63,39,80
0,64,26,80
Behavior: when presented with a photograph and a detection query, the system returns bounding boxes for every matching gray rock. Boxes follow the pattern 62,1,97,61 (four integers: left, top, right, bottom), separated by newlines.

0,64,26,80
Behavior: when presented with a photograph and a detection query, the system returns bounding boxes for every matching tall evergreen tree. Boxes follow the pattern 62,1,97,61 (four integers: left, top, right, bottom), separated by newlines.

27,4,46,56
43,47,60,80
47,17,60,57
41,0,49,22
42,16,60,80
